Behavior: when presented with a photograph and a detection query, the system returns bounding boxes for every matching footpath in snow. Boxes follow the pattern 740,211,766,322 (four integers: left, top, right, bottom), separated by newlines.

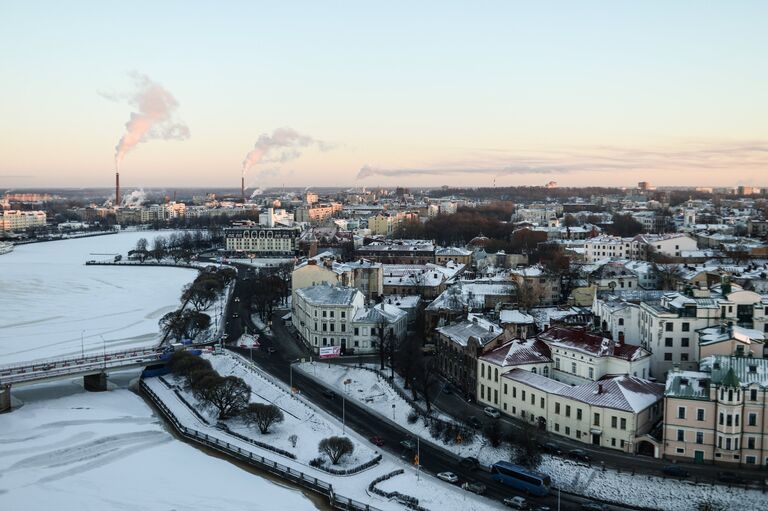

298,362,767,511
147,351,506,511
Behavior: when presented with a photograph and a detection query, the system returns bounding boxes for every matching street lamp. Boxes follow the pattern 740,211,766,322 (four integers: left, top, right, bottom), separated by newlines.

80,330,85,359
342,393,346,435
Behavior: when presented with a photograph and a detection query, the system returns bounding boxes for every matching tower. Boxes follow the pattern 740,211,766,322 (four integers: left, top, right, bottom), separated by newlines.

115,171,120,208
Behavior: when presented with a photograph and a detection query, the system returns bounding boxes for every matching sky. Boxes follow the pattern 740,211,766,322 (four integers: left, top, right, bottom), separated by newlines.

1,1,767,190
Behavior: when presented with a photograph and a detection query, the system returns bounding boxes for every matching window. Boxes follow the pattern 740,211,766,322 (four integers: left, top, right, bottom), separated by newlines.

697,409,704,421
341,324,346,332
495,368,499,382
681,353,689,362
726,438,731,450
566,405,571,417
748,437,755,449
665,338,673,347
322,311,327,318
611,416,617,428
530,393,535,405
677,430,684,441
494,389,498,404
682,322,690,332
664,353,673,361
696,432,703,444
554,423,559,432
513,387,517,398
666,323,673,332
589,367,594,379
555,358,560,370
726,414,732,427
719,412,724,425
354,327,359,336
748,413,757,426
565,427,570,435
330,324,335,332
750,389,758,401
577,409,582,420
620,418,626,430
341,311,345,319
677,407,686,419
481,364,485,378
522,390,526,401
593,413,600,426
329,310,334,318
555,403,561,414
571,362,577,374
681,337,689,347
322,323,327,332
480,385,485,400
540,397,545,409
504,383,508,394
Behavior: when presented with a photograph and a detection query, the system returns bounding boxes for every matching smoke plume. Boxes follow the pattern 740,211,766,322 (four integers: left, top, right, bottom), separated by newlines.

121,189,147,208
111,73,190,171
241,128,329,178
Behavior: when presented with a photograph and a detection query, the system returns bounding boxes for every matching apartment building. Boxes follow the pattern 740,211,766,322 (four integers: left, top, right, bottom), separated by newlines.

291,253,383,301
477,338,552,409
356,240,436,264
583,234,697,263
500,370,664,455
509,265,561,306
224,226,300,256
663,356,768,467
295,202,342,224
292,284,406,355
0,210,46,231
368,211,419,236
435,246,472,265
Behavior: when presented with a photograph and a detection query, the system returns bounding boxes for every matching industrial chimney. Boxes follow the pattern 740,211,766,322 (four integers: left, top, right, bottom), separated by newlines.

241,176,245,203
115,171,120,208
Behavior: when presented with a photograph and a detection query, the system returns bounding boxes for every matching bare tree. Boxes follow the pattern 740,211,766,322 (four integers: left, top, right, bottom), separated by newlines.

654,263,683,291
417,357,440,413
513,422,542,468
151,235,167,262
241,403,284,434
516,280,541,311
133,237,149,262
318,436,354,465
194,375,251,419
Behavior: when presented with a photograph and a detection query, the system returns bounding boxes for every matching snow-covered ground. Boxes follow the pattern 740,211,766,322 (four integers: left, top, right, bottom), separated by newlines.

189,353,378,468
0,370,317,511
295,362,509,465
297,362,766,511
0,232,197,365
149,352,506,511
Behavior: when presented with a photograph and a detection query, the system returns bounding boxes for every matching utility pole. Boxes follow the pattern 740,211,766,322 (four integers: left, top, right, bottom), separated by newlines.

80,330,85,359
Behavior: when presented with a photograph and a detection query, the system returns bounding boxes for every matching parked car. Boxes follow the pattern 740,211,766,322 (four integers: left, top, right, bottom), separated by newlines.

580,503,608,511
321,388,336,399
662,465,690,478
503,496,528,509
568,448,591,462
369,436,385,447
538,442,562,455
232,312,239,318
467,416,483,429
461,482,487,495
400,439,416,451
437,472,459,484
717,471,746,485
266,347,276,354
483,406,501,419
458,456,480,470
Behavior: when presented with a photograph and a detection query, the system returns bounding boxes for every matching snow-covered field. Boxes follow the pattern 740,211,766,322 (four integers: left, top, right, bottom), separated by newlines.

0,232,196,365
0,370,317,511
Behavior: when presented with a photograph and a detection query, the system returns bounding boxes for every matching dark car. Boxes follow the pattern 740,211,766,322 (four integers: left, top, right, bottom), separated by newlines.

400,439,416,451
461,481,486,495
717,471,746,485
458,456,480,470
539,441,562,455
662,465,690,478
369,435,385,447
568,449,591,462
467,416,482,429
321,388,336,399
267,347,276,354
580,503,608,511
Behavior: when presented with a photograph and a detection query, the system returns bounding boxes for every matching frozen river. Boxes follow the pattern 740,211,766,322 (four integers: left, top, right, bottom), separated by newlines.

0,232,196,365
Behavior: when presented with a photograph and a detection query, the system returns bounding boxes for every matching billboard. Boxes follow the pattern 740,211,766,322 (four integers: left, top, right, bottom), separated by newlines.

319,346,341,359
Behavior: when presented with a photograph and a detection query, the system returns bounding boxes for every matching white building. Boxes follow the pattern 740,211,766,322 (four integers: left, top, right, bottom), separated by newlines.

292,284,406,355
0,210,46,231
224,226,300,256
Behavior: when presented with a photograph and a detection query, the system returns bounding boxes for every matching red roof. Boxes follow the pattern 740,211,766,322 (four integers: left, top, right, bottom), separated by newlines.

538,326,648,361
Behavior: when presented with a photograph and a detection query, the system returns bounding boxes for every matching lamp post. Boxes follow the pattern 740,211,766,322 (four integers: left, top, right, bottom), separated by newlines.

80,330,85,359
342,393,346,435
99,335,107,369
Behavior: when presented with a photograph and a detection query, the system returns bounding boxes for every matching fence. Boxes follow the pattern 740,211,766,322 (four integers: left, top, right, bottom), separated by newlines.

140,379,381,511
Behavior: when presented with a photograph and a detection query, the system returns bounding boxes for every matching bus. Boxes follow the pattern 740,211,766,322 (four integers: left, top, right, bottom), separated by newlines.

490,461,551,496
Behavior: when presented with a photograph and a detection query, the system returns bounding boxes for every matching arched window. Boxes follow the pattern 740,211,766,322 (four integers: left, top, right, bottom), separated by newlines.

494,368,499,382
531,367,537,374
618,318,624,326
543,366,549,377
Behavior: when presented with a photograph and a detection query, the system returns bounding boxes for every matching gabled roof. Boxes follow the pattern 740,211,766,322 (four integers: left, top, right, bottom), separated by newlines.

436,314,503,347
480,338,552,367
538,327,649,361
295,284,360,306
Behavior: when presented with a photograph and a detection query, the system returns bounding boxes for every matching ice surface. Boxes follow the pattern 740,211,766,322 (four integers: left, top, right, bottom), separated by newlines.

0,371,317,511
0,232,196,365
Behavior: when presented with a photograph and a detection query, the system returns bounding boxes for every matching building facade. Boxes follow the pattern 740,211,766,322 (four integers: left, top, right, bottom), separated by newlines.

224,226,300,256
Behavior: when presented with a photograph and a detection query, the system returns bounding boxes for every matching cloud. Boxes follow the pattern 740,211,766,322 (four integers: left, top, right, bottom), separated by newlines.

357,141,768,180
241,128,333,176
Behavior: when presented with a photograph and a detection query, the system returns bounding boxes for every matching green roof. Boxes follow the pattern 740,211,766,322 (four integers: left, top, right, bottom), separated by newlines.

721,368,740,388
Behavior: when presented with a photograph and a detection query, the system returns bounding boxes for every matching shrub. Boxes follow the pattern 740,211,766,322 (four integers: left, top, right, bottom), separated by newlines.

407,410,419,424
309,457,325,468
288,434,298,448
241,403,284,434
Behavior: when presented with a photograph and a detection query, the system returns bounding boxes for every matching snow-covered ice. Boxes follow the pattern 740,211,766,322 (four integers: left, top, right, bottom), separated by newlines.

0,371,318,511
0,232,197,364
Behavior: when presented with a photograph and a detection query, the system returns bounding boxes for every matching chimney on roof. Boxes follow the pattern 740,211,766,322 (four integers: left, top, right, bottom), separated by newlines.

597,383,603,394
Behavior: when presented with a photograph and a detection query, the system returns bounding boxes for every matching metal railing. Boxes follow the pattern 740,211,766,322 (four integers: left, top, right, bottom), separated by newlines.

140,379,382,511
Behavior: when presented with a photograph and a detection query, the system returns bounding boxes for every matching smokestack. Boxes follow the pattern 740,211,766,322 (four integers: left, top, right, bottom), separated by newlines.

115,171,120,208
241,176,245,203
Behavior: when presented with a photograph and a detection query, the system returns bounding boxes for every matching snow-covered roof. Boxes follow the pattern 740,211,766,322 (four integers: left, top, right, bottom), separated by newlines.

294,284,360,306
480,338,552,367
436,314,503,347
698,325,766,346
559,375,664,413
436,246,472,256
503,368,569,393
426,281,515,311
539,327,649,361
499,309,535,325
353,302,407,324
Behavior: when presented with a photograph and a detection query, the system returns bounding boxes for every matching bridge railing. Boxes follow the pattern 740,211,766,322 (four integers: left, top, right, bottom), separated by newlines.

140,379,381,511
0,346,160,373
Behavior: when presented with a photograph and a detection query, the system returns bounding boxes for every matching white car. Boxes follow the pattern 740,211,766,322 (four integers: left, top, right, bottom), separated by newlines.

436,471,459,484
503,496,528,509
484,406,501,418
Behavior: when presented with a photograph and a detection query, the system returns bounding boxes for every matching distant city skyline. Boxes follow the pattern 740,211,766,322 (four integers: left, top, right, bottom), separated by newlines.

2,1,767,189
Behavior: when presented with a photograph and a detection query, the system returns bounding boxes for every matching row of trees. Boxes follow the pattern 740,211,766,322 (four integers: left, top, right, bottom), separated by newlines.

130,231,212,263
245,263,292,321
